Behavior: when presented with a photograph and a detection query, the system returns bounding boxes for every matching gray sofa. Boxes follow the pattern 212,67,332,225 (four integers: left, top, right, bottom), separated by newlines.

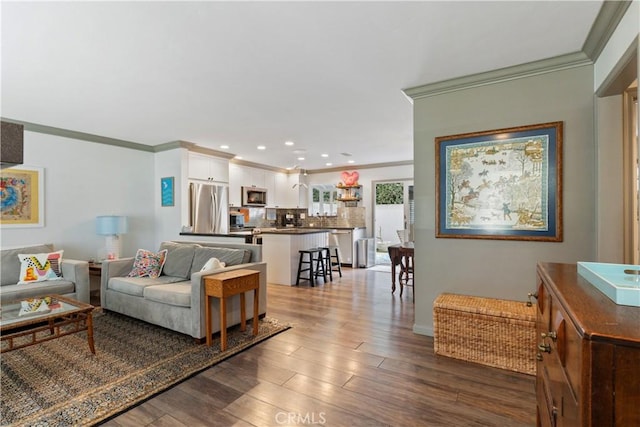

100,240,267,340
0,243,90,304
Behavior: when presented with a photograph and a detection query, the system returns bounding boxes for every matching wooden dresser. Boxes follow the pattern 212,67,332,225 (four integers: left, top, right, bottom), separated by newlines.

535,262,640,427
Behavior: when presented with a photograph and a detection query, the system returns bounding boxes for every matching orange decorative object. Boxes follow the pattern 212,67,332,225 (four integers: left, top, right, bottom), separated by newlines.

341,171,359,186
23,266,38,282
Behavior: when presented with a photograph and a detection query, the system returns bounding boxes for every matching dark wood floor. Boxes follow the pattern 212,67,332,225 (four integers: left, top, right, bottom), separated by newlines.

103,267,536,427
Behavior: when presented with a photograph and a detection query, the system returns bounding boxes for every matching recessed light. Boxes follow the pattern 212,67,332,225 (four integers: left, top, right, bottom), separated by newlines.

326,162,333,166
347,160,355,164
285,141,294,146
220,145,229,149
257,145,266,150
321,154,329,158
297,157,305,161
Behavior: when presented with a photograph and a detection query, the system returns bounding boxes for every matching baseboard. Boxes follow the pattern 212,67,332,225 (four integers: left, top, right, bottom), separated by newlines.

413,323,433,337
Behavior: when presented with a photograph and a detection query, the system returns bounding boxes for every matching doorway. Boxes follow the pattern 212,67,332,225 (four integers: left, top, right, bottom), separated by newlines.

373,179,414,265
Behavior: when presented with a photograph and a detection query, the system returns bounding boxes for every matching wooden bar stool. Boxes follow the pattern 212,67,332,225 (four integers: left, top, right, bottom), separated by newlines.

296,248,323,286
327,233,343,277
315,247,331,282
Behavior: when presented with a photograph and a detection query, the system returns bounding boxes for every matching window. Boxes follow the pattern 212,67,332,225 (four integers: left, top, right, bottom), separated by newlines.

311,185,338,215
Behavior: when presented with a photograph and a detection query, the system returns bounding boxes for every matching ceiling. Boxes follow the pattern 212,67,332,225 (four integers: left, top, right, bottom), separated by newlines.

1,1,603,172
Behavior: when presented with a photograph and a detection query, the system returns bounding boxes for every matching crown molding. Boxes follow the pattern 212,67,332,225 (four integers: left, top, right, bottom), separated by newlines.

174,141,236,159
582,0,633,62
306,160,413,175
229,157,290,174
0,117,154,152
403,52,592,100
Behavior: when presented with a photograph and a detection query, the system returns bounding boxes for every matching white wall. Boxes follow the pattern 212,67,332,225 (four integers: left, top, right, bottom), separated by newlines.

595,95,624,262
1,131,156,260
153,147,189,249
412,65,595,336
308,164,414,236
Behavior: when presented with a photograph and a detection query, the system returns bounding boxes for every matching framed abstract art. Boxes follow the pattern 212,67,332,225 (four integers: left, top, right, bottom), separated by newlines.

0,166,45,228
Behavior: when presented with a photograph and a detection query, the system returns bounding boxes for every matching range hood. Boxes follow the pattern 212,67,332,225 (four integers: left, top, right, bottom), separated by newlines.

1,121,24,169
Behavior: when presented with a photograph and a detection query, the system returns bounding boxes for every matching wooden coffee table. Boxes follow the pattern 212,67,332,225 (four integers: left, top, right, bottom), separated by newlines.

0,294,95,354
204,269,260,350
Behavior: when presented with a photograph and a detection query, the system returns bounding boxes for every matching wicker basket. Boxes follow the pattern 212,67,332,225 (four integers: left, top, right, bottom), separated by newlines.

433,293,536,375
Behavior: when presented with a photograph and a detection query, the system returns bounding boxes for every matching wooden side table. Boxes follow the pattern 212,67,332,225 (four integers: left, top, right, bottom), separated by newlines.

203,269,260,350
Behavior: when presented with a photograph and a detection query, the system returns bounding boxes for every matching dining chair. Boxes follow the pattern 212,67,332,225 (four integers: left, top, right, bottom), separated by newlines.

398,246,414,302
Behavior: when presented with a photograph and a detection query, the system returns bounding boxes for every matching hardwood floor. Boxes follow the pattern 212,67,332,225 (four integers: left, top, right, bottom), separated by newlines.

103,267,536,427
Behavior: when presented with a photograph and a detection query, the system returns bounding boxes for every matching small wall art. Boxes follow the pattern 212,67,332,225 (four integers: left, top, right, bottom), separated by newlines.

0,166,45,227
161,176,174,207
435,122,563,241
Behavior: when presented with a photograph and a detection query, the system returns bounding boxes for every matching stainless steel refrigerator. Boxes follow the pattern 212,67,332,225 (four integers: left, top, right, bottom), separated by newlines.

189,182,229,234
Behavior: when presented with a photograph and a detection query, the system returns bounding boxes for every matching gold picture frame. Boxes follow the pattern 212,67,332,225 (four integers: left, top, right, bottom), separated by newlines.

0,166,45,228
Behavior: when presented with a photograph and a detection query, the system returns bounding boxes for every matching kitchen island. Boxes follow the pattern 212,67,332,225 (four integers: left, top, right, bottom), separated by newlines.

260,228,330,286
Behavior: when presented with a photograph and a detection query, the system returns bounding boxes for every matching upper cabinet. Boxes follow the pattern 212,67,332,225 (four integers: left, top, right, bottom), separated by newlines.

188,152,229,183
229,162,298,207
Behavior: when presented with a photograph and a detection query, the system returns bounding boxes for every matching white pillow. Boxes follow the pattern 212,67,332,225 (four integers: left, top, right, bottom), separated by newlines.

18,250,64,284
200,257,226,272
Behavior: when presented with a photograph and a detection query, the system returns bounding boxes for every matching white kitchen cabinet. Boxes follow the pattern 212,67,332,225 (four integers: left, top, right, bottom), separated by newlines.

228,163,243,207
334,228,366,267
188,153,229,183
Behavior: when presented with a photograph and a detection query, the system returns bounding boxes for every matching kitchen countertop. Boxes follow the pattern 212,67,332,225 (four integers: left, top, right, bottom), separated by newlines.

180,226,365,238
258,228,330,235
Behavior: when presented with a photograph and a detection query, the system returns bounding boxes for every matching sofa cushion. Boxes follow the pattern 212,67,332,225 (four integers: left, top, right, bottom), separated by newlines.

127,249,168,279
0,280,75,303
18,250,64,284
144,283,192,308
159,242,198,279
1,244,54,286
191,247,251,275
109,276,185,297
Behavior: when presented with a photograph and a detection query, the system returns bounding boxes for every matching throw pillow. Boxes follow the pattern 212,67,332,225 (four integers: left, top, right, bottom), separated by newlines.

127,249,168,279
200,257,226,272
17,250,64,284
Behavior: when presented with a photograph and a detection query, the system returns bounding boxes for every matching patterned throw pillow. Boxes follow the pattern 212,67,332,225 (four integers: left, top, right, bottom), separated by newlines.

127,249,168,279
18,250,64,284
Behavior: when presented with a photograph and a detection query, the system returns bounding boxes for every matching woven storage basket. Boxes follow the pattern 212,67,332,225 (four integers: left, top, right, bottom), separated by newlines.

433,293,536,375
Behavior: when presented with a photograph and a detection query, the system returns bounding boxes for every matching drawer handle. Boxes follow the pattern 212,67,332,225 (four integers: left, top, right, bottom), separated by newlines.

538,343,551,353
526,291,538,307
541,331,557,341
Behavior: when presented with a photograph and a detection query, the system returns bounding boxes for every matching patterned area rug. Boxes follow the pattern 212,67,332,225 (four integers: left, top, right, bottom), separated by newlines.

1,311,290,426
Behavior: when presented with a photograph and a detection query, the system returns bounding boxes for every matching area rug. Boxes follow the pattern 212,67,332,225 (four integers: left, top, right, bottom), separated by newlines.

1,311,290,426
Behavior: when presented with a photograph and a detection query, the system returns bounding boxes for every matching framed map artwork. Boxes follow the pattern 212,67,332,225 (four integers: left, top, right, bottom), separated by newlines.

435,122,563,241
0,166,45,228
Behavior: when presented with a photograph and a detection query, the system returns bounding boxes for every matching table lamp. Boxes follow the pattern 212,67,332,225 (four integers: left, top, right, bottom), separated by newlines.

96,215,128,260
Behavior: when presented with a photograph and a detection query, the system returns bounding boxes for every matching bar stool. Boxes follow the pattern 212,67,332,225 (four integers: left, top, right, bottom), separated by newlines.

329,233,343,277
296,248,324,286
316,247,332,282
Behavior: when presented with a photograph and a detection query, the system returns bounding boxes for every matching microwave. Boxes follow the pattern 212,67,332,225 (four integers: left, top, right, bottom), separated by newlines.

242,186,267,207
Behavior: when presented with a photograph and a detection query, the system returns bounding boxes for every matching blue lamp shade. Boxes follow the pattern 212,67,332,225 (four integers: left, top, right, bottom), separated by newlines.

96,216,128,235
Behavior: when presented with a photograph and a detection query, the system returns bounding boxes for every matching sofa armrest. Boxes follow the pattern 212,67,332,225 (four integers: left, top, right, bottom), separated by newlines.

61,259,90,304
100,257,135,306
